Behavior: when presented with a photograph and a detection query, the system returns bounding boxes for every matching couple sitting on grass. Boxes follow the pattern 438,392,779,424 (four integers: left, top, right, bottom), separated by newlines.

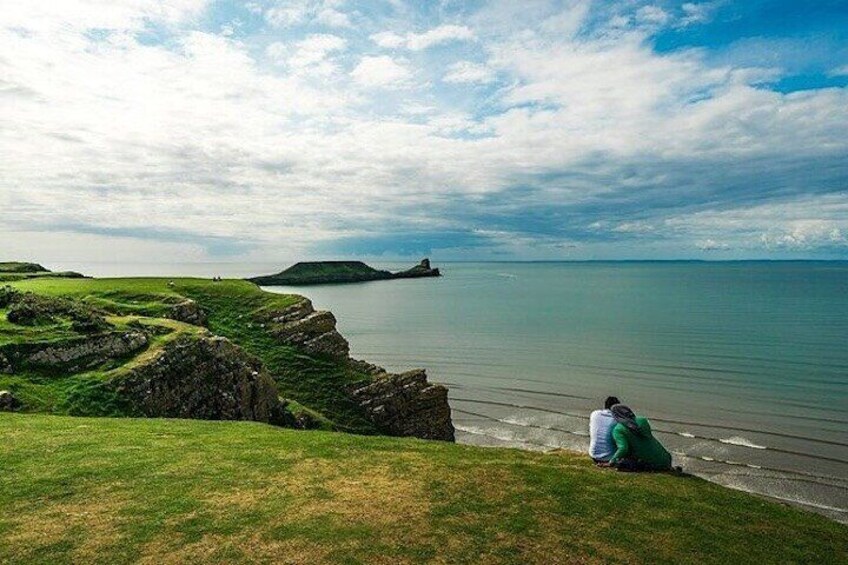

589,396,677,472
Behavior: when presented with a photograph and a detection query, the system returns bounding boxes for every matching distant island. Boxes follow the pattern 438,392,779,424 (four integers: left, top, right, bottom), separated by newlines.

0,262,85,281
247,258,441,286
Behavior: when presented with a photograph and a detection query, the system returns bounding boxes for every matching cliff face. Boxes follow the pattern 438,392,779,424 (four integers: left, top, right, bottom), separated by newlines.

0,331,149,373
262,297,455,441
349,370,454,441
110,335,282,423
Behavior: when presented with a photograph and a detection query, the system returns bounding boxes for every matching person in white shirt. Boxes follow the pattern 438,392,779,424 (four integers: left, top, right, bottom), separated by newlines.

589,396,620,463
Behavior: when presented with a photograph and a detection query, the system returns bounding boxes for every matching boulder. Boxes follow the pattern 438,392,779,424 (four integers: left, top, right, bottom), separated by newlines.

0,390,20,411
348,369,455,441
0,352,11,374
265,299,350,359
1,331,149,373
166,299,208,327
111,335,281,423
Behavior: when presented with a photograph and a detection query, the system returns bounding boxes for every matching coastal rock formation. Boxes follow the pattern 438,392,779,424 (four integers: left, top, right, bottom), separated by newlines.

166,299,208,327
1,331,149,373
261,298,454,440
0,390,20,411
263,298,350,359
348,370,455,441
111,335,280,423
4,290,110,333
248,258,441,286
392,258,440,279
0,352,12,374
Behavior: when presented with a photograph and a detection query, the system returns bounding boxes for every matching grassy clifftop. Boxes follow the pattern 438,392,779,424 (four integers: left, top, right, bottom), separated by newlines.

1,277,377,432
1,413,845,564
248,258,440,285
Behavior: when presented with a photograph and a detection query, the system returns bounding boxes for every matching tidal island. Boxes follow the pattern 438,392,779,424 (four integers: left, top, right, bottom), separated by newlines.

247,258,441,286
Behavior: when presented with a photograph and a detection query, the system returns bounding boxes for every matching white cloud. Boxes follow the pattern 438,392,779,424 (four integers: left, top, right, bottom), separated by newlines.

679,2,720,27
371,24,474,51
636,6,670,26
350,55,411,87
1,0,847,261
443,61,496,84
830,64,848,77
696,239,730,251
265,0,351,29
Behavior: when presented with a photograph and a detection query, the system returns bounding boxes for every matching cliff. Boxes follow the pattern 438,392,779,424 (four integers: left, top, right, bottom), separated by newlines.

247,258,441,286
259,296,455,441
1,276,454,441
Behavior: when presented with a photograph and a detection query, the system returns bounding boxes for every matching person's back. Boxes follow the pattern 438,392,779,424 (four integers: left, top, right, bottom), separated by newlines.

589,409,617,462
610,417,672,470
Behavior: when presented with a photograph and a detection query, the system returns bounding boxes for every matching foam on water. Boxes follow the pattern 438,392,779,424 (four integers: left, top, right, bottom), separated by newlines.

719,436,768,450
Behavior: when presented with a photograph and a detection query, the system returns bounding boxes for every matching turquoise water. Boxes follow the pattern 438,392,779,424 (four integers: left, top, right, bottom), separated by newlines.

264,262,848,521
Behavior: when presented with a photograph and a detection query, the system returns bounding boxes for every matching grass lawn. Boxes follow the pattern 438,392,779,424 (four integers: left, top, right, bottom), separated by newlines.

1,413,845,564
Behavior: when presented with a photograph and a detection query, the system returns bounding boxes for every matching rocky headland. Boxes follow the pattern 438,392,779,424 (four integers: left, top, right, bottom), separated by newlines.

247,258,441,286
0,271,454,441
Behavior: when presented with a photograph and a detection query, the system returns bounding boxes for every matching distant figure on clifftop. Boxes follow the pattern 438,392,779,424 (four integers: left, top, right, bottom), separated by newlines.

588,396,620,464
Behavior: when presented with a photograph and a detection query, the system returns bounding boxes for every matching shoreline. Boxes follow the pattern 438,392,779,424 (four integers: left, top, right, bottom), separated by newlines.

452,410,848,524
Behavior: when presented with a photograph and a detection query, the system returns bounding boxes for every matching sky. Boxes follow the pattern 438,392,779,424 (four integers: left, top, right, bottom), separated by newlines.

2,0,847,264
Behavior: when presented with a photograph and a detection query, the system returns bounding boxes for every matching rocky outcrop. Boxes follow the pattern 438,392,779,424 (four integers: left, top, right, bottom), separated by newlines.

110,335,281,423
4,290,110,333
264,299,350,359
0,390,20,411
392,258,441,279
166,299,208,327
248,258,441,286
0,331,148,373
348,370,454,441
0,352,12,374
260,298,455,440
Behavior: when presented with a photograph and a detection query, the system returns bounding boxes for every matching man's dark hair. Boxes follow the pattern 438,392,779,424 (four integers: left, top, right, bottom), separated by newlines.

604,396,620,410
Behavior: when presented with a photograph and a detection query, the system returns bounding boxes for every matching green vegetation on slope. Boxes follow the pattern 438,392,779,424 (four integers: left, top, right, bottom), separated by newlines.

0,262,85,282
0,262,48,273
249,261,393,285
2,277,376,432
248,258,440,285
1,413,844,564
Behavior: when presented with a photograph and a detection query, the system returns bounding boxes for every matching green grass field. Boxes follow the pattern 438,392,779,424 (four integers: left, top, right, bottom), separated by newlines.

1,413,845,564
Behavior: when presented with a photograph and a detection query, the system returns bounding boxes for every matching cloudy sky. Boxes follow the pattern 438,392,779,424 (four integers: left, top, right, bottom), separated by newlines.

2,0,847,264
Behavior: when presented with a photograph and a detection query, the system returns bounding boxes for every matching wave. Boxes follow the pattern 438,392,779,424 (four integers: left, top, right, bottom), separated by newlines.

451,396,848,450
719,436,768,450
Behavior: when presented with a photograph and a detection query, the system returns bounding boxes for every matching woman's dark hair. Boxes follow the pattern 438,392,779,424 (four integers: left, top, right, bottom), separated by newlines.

604,396,620,410
611,404,642,435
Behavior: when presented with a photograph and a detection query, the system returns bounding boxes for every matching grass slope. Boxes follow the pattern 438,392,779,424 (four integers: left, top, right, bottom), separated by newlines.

1,413,845,564
249,261,391,285
2,277,377,432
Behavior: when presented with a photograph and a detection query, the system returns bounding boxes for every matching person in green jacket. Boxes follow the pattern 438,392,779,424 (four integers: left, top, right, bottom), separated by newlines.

606,404,672,472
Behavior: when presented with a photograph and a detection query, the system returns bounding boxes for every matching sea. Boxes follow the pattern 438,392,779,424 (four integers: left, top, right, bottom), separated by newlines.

48,260,848,522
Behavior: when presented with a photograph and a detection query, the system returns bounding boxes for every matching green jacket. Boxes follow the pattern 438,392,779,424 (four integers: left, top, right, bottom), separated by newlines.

609,417,672,470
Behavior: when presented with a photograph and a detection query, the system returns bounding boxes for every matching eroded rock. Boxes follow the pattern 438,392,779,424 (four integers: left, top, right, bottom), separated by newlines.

0,352,12,374
166,299,208,327
1,331,149,373
348,369,455,441
111,335,281,423
0,390,21,411
264,299,350,359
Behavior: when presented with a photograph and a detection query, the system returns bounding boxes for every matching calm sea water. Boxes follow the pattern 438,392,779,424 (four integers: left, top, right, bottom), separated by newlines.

262,262,848,522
